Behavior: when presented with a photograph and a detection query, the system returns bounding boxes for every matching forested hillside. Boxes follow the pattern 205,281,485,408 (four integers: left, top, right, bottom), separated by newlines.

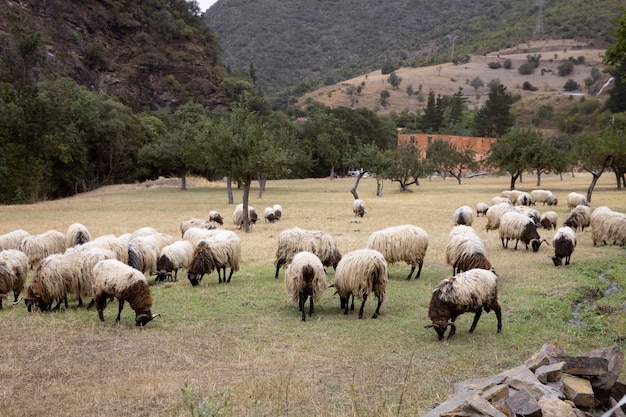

206,0,621,104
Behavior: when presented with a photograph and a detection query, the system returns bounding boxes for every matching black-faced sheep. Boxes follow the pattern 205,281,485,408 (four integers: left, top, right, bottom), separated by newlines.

264,207,277,223
18,230,66,269
0,229,30,250
498,211,547,252
272,204,283,220
208,210,224,225
591,206,626,246
0,249,28,308
516,192,531,206
155,240,193,282
564,204,591,232
552,227,577,266
353,198,366,217
539,211,558,230
180,218,217,237
366,224,428,280
331,249,388,319
445,226,493,275
65,223,91,247
284,251,328,321
425,268,502,341
476,202,490,217
453,206,473,226
567,192,588,210
233,204,258,228
274,227,341,279
187,231,241,286
92,259,159,326
530,190,558,206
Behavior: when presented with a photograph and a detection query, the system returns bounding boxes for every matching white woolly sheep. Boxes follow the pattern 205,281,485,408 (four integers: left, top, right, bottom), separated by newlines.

491,197,512,206
567,192,588,209
501,190,523,204
18,230,67,269
82,234,129,264
425,268,502,341
539,211,558,230
453,206,473,226
564,204,591,232
25,254,71,312
476,202,490,217
128,232,175,276
274,227,341,279
65,223,91,247
264,207,277,223
208,210,224,225
155,240,193,282
284,251,328,321
272,204,283,220
0,229,30,251
552,227,577,266
187,231,241,285
498,211,547,252
445,226,493,275
232,204,258,228
183,226,220,247
485,202,514,232
516,192,531,206
92,259,159,326
512,205,540,226
530,190,558,206
0,249,28,308
180,218,217,237
331,249,388,319
366,224,428,280
591,206,626,246
353,198,366,217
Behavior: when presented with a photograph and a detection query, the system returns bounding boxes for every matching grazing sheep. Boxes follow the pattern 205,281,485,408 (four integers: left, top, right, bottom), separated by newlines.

485,202,514,232
284,251,328,321
366,224,428,280
353,198,366,217
513,205,540,226
156,240,194,282
567,192,588,209
530,190,558,206
92,259,159,326
564,205,591,232
187,231,241,286
453,206,473,226
18,230,66,269
516,192,531,206
208,210,224,225
539,211,558,230
425,268,502,341
180,218,216,237
476,202,490,217
501,190,523,204
274,227,341,279
24,254,71,312
183,226,221,248
498,211,547,252
591,206,626,246
0,249,28,309
552,227,577,266
272,204,283,220
332,249,388,319
82,234,129,264
0,229,30,251
264,207,277,223
445,226,493,275
491,197,512,206
232,204,258,228
65,223,91,247
127,232,175,276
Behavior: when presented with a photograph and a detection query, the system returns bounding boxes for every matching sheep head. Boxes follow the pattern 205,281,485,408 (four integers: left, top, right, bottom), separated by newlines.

187,272,202,286
551,255,563,267
24,285,47,312
530,238,548,252
135,310,160,327
425,321,456,341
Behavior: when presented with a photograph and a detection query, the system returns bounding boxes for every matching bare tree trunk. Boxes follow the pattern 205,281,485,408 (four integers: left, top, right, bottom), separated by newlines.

242,177,252,233
350,173,364,200
180,169,187,190
536,171,542,187
258,173,267,198
227,177,233,204
376,178,383,197
584,156,613,203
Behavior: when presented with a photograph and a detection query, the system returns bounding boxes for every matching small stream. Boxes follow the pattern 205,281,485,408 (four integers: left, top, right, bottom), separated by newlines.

568,269,617,328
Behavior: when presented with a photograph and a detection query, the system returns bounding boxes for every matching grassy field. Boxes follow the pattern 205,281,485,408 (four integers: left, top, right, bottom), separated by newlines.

0,173,625,416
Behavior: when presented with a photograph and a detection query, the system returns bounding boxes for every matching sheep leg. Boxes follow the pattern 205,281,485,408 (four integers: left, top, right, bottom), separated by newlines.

77,296,83,308
350,295,355,311
226,268,234,283
565,255,570,265
514,239,520,250
309,297,314,319
494,303,503,333
358,294,368,319
372,297,382,319
298,292,306,321
274,259,285,279
501,238,507,249
468,309,483,334
86,298,95,310
116,300,124,323
405,266,416,280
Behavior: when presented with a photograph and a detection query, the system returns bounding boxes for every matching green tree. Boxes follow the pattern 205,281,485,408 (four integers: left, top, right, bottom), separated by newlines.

384,143,424,192
344,143,391,198
469,76,484,92
421,90,444,132
379,90,390,107
485,128,543,190
405,83,414,98
387,71,402,90
425,139,479,184
525,136,562,186
603,8,626,69
473,85,514,138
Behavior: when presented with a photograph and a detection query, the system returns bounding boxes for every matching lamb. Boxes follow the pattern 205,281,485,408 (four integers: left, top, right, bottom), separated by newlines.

551,227,577,266
485,202,514,232
18,229,66,269
65,223,91,247
155,240,193,281
232,204,258,228
476,202,490,217
180,218,216,237
445,226,493,275
331,249,388,319
567,192,588,209
353,198,366,217
453,206,473,226
366,224,429,280
498,211,547,252
284,251,328,321
425,268,502,341
0,229,30,250
274,227,342,279
564,205,591,232
530,190,558,206
264,207,277,223
208,210,224,225
539,211,558,230
0,249,28,308
187,231,241,285
591,206,626,246
272,204,283,220
92,259,159,326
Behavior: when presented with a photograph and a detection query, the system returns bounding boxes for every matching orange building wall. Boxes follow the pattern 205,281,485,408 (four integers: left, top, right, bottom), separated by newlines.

397,133,496,162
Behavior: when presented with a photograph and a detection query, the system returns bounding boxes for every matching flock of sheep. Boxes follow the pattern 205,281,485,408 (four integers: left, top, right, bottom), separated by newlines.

0,188,624,340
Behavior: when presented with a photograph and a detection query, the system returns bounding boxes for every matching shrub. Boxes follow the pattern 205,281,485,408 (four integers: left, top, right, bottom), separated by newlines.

563,79,579,91
488,62,502,69
522,81,538,91
503,59,512,69
558,61,575,76
518,62,535,75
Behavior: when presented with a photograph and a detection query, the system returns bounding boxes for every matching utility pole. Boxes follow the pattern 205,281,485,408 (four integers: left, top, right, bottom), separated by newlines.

451,35,459,63
535,0,544,34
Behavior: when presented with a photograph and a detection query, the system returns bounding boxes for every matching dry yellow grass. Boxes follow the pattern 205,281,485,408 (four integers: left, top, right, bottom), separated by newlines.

0,173,624,416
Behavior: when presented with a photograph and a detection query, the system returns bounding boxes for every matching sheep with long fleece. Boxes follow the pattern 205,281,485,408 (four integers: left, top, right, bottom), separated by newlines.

564,204,591,232
491,197,512,206
498,211,547,252
24,254,71,312
274,227,341,279
516,192,531,206
0,229,30,250
264,207,277,223
453,206,473,226
0,249,28,308
272,204,283,220
82,234,129,264
539,211,558,230
232,204,258,228
180,218,217,237
445,226,492,275
530,189,558,206
155,240,193,281
92,259,159,326
567,192,588,209
552,227,577,266
208,210,224,225
127,232,174,276
284,251,328,321
65,223,91,247
366,224,428,280
332,249,388,319
485,202,514,232
476,202,490,217
182,226,220,248
353,198,366,217
18,230,66,269
187,231,241,286
501,190,523,204
425,268,502,340
591,206,626,246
